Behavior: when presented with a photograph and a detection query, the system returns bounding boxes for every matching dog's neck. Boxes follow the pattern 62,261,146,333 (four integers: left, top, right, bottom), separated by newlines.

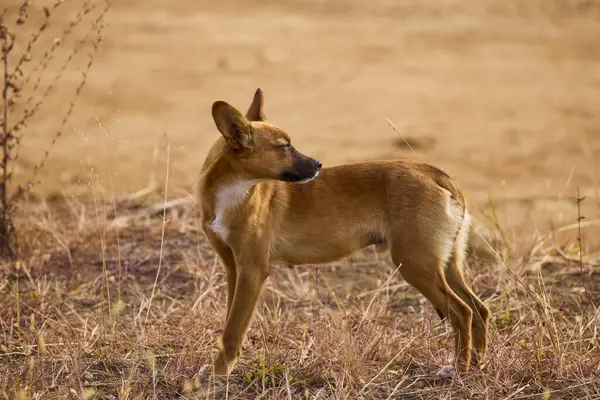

213,178,263,211
199,155,266,241
206,177,263,242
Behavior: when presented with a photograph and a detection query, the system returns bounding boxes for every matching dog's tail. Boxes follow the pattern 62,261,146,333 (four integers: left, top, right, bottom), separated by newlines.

426,166,470,321
427,164,468,264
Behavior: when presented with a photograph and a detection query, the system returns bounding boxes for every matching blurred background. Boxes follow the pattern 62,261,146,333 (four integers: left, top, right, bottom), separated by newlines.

5,0,600,245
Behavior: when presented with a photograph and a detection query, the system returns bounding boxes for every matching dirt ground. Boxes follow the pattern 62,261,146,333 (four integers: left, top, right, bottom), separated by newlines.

4,0,599,244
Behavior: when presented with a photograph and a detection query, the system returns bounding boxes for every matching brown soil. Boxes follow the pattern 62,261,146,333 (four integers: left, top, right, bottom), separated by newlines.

4,0,600,242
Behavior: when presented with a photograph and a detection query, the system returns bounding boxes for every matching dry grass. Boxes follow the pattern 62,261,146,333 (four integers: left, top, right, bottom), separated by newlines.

0,188,599,400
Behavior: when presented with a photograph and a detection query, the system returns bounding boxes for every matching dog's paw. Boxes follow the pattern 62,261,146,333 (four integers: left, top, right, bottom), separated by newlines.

212,352,233,377
435,365,455,379
195,364,210,378
182,364,212,394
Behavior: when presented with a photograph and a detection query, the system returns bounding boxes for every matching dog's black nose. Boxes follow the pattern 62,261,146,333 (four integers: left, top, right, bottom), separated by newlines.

314,160,322,169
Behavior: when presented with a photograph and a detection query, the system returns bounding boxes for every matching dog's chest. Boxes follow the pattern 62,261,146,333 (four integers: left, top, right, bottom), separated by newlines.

209,212,229,242
208,180,262,241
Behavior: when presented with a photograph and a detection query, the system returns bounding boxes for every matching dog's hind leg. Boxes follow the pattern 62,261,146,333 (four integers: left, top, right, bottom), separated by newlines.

443,211,490,366
444,252,489,367
391,248,473,371
387,193,473,371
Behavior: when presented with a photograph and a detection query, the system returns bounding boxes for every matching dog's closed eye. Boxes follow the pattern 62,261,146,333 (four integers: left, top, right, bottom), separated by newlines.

275,142,291,149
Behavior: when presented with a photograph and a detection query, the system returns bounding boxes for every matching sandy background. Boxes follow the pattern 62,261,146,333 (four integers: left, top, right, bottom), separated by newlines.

5,0,600,243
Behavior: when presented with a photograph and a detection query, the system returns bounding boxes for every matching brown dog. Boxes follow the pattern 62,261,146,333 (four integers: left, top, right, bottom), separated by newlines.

195,89,490,376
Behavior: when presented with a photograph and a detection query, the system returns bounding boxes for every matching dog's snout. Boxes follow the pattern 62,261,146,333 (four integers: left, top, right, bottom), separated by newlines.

314,160,322,170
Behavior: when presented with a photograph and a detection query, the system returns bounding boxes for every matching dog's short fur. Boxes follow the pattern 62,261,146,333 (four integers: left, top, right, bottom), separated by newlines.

196,89,490,375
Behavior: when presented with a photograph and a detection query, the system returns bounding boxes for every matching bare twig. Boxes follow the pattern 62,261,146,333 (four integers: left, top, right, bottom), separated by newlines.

0,22,15,256
0,0,111,257
576,187,593,306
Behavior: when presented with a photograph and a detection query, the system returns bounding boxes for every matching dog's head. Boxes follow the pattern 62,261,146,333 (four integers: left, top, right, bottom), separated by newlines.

211,89,322,183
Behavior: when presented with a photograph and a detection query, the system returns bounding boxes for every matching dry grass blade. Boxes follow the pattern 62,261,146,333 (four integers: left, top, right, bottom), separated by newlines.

144,135,171,325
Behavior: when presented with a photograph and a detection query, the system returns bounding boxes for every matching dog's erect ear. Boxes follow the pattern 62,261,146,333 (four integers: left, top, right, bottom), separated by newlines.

212,100,253,149
245,88,266,122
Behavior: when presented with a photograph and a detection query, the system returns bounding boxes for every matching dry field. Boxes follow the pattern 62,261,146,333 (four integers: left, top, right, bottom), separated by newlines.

1,0,600,398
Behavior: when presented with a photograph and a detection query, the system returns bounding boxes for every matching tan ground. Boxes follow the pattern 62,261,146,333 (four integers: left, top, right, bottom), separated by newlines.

5,0,600,242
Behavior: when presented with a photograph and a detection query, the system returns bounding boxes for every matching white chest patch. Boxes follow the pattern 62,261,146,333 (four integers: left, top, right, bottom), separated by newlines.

209,179,262,241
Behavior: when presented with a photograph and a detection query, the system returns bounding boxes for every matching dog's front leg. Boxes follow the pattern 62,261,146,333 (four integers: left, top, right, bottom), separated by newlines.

213,254,270,376
204,230,237,319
